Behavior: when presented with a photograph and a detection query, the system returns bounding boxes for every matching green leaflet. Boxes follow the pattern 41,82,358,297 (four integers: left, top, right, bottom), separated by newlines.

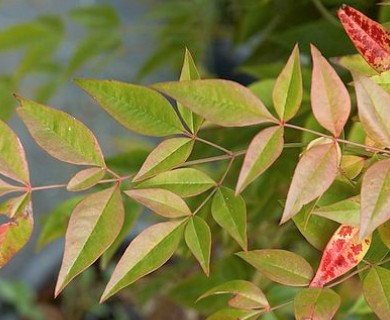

67,167,106,191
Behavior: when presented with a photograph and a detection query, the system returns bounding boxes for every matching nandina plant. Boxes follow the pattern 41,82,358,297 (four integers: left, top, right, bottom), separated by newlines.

1,4,390,320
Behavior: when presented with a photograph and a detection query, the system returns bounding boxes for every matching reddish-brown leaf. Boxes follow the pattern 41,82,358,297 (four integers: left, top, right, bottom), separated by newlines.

338,5,390,72
310,225,371,287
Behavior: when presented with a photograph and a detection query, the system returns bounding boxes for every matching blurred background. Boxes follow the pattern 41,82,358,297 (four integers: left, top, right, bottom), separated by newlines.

0,0,388,319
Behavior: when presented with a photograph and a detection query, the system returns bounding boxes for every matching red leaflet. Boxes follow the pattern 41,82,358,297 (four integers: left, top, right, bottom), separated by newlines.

338,5,390,72
310,225,371,288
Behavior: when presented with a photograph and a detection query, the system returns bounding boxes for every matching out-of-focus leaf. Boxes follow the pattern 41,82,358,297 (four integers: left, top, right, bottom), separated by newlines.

249,79,275,110
198,280,269,310
178,48,203,133
0,77,16,120
101,219,186,302
36,197,82,250
313,196,360,227
206,308,260,320
185,216,211,276
125,188,191,218
55,187,124,296
0,120,29,184
294,287,340,320
69,4,119,28
352,73,390,147
66,167,106,191
310,44,350,137
212,187,247,251
236,126,283,194
153,80,276,127
360,159,390,239
338,5,390,72
75,79,184,137
272,44,302,121
0,196,33,268
133,137,193,182
363,267,390,320
280,142,340,223
333,54,378,76
379,220,390,249
310,225,371,287
236,250,313,286
16,97,105,166
136,168,216,198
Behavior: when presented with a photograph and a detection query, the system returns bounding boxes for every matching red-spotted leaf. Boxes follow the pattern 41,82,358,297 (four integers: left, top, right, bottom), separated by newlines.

66,167,106,191
338,5,390,72
198,280,269,310
310,225,371,288
360,159,390,239
125,188,191,218
178,48,203,133
0,120,29,184
363,266,390,320
236,126,284,194
55,186,124,296
236,250,313,286
185,216,211,276
133,137,194,182
101,219,186,302
0,195,33,268
294,287,340,320
16,97,105,166
212,187,247,251
272,44,302,121
280,142,340,224
152,80,276,127
352,73,390,147
310,45,351,137
75,79,184,137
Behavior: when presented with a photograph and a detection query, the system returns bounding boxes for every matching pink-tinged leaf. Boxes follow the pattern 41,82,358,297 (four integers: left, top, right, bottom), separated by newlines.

152,80,276,127
310,225,371,288
55,186,124,296
352,73,390,147
360,159,390,239
0,196,33,268
294,287,341,320
310,45,351,137
338,5,390,72
66,167,106,191
125,188,191,218
0,178,23,198
0,193,30,219
236,126,284,194
280,142,340,224
0,120,29,184
101,219,186,302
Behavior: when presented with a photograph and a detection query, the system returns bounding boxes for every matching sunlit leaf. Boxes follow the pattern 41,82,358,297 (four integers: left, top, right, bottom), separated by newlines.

310,225,371,287
125,188,191,218
75,79,184,137
338,5,390,72
0,196,33,268
237,250,313,286
212,187,247,251
136,168,216,198
178,48,203,133
352,73,390,147
133,137,194,182
16,97,105,166
360,159,390,239
272,44,302,121
66,167,106,191
294,287,340,320
310,44,351,137
101,219,186,302
0,193,30,219
198,280,269,310
185,216,211,276
339,155,365,180
280,142,340,223
55,187,124,296
236,126,284,194
363,267,390,320
153,79,276,127
0,120,29,184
